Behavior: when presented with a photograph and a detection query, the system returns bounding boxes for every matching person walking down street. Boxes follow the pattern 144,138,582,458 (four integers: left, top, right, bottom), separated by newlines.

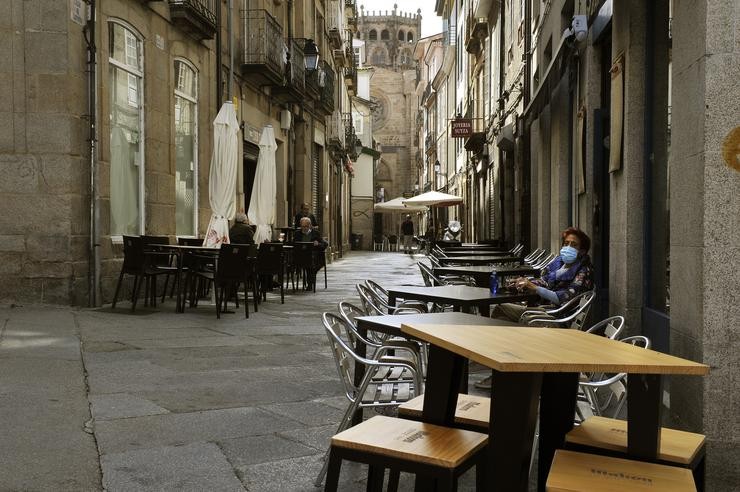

293,203,318,229
229,212,254,244
401,215,414,254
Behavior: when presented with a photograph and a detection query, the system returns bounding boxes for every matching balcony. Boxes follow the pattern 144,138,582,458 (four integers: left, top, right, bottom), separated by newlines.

332,48,347,68
168,0,217,40
318,60,336,115
327,1,344,50
465,17,488,54
327,111,346,151
422,82,435,107
344,66,357,96
425,130,437,155
272,39,306,104
240,9,285,86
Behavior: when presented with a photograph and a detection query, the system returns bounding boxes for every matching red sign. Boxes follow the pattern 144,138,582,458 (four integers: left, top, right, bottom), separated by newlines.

450,118,473,138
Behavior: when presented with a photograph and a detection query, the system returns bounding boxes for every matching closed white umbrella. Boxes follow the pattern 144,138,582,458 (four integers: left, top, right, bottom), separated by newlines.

248,125,277,243
374,196,427,212
402,190,463,207
204,102,240,247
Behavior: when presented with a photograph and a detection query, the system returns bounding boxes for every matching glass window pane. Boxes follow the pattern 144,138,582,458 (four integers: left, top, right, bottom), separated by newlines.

110,23,141,71
174,61,197,237
109,64,142,235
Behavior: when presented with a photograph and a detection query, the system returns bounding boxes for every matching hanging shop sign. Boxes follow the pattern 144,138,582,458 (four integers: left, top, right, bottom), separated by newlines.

450,118,473,138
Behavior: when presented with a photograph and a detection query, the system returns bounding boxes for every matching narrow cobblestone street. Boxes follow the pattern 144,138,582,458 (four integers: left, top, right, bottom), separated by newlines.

0,251,485,491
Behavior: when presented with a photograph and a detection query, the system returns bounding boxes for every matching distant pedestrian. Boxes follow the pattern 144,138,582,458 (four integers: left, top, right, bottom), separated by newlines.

229,212,254,244
293,203,318,229
401,215,414,254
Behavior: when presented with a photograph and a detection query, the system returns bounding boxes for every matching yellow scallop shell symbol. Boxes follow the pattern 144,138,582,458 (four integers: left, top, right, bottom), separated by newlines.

722,127,740,172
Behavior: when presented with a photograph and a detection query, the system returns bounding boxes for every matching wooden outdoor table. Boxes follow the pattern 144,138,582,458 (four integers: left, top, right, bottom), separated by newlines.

154,244,220,312
437,255,522,266
399,324,709,491
442,246,508,252
433,264,539,287
386,285,537,316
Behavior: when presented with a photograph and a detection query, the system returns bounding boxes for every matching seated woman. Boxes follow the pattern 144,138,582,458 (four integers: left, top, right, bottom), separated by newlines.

494,226,594,323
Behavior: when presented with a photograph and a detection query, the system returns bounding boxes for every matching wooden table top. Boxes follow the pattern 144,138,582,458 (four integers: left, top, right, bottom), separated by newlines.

399,324,710,375
387,285,536,304
438,255,522,265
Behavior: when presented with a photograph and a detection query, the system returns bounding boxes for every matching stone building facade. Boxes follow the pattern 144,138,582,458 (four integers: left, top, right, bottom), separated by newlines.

0,0,359,305
357,5,420,238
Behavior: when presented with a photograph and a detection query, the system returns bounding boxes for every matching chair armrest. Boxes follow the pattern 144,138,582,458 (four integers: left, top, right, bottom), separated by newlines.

579,372,627,388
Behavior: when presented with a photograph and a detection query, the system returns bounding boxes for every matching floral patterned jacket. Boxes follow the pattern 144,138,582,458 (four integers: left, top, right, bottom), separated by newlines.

532,254,594,305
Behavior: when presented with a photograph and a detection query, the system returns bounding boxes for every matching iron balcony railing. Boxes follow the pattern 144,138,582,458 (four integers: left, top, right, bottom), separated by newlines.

286,39,306,92
168,0,217,39
319,60,336,113
327,110,346,149
241,9,285,85
425,130,436,153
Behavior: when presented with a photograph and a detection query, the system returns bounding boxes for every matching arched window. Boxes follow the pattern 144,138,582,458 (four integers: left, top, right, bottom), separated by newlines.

398,30,405,41
407,32,414,43
108,20,144,236
369,29,377,40
371,48,386,65
174,59,198,237
381,29,389,40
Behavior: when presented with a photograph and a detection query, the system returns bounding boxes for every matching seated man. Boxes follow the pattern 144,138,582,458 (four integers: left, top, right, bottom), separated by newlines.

295,217,328,289
229,212,254,244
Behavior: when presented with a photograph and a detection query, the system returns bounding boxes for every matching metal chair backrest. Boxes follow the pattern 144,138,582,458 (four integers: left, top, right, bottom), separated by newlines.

356,283,385,315
323,312,360,399
524,248,543,262
364,279,388,300
338,300,366,332
532,253,555,269
428,255,441,268
585,316,625,340
619,335,650,349
510,243,524,255
417,261,442,287
569,290,596,330
526,249,547,265
256,242,284,274
216,243,252,282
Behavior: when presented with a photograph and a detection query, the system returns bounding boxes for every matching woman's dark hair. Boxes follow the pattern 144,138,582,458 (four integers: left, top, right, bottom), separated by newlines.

561,227,591,252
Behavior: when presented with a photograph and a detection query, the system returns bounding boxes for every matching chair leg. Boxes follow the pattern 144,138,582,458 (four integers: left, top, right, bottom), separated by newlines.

280,273,284,304
242,279,249,318
161,274,170,303
215,284,221,319
151,277,157,307
324,266,327,289
112,270,125,309
131,275,143,311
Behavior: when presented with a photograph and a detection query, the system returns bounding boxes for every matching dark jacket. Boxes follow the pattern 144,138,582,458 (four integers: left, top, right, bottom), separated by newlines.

294,228,328,251
229,222,254,244
401,220,414,235
293,213,318,229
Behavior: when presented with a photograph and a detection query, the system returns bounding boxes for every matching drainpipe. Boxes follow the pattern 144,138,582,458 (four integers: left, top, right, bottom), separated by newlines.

216,0,223,103
86,0,100,306
227,0,233,99
642,1,655,308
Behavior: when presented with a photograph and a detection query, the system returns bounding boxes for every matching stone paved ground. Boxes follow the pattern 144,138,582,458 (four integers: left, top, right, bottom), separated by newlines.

0,251,492,491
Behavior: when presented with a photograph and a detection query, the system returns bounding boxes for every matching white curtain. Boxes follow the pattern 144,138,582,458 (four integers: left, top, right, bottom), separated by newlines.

110,126,138,235
204,102,240,247
248,126,277,243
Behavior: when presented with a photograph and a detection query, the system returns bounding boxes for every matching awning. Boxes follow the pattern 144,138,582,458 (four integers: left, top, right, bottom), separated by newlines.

522,33,575,124
495,124,515,152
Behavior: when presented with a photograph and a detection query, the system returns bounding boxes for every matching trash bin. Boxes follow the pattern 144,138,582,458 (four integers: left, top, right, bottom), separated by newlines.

350,233,363,250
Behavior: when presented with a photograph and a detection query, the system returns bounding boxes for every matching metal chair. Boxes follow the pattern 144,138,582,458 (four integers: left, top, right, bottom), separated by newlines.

524,290,596,330
356,283,424,316
525,249,547,265
523,248,544,263
531,252,556,270
584,315,625,340
314,312,423,487
365,280,428,313
577,335,651,421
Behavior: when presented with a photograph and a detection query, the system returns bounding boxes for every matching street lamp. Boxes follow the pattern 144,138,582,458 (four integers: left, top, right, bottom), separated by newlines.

434,160,441,174
304,39,320,71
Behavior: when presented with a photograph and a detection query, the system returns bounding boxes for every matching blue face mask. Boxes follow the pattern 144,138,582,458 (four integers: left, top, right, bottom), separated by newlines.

560,245,579,264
